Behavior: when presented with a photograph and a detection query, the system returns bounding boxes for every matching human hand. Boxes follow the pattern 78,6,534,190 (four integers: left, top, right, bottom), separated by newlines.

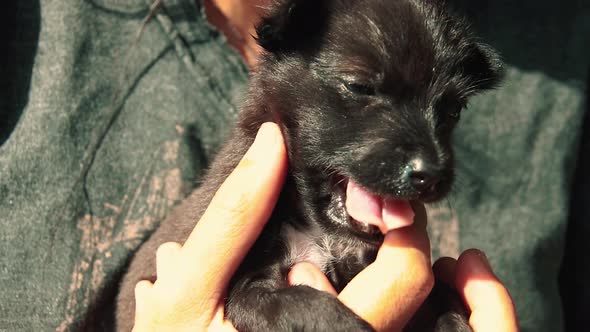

433,250,519,332
132,122,287,331
291,246,519,332
289,203,435,332
130,121,474,332
203,0,268,68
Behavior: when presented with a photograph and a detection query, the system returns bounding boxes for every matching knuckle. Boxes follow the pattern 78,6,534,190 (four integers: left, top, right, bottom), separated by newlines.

209,191,252,220
400,251,434,299
418,268,435,297
414,254,435,292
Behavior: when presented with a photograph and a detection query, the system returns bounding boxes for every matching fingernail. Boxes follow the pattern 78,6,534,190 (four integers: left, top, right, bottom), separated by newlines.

253,122,281,151
240,123,282,168
471,250,493,274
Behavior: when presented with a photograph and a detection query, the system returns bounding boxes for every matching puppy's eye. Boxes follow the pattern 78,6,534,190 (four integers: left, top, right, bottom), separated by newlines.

449,105,462,120
436,96,465,123
450,101,467,120
344,82,376,96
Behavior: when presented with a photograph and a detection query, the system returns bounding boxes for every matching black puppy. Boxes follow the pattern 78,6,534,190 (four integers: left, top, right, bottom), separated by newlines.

117,0,503,331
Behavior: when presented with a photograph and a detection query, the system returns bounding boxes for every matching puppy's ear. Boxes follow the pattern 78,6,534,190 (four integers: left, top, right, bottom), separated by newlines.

463,43,504,90
255,0,330,53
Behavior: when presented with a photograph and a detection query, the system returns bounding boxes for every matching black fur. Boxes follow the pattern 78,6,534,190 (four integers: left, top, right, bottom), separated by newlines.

117,0,503,331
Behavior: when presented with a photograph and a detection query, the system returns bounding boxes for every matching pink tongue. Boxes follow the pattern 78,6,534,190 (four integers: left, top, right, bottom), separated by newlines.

345,180,415,234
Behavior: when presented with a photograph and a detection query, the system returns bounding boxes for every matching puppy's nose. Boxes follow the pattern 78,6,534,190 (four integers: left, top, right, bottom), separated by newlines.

405,159,441,193
409,171,439,192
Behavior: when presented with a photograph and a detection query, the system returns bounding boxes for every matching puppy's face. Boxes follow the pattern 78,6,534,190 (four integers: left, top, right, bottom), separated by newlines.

254,0,502,238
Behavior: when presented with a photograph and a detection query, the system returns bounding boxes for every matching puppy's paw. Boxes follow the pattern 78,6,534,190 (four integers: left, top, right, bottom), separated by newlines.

227,285,374,332
433,311,472,332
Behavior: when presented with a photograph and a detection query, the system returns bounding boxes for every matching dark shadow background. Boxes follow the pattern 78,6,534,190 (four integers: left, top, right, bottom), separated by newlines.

560,70,590,331
0,0,40,146
452,0,588,82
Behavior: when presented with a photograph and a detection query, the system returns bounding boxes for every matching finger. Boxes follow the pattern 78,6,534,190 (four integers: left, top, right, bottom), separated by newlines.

133,280,154,324
155,242,182,282
209,306,239,332
410,201,427,229
339,204,433,331
433,256,458,286
455,249,518,332
288,262,338,295
180,122,287,292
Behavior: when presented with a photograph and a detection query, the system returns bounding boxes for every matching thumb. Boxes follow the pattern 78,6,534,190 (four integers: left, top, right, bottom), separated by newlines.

288,262,338,295
456,249,518,332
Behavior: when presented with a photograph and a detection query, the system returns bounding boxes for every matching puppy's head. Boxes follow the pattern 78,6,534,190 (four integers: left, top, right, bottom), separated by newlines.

251,0,503,238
